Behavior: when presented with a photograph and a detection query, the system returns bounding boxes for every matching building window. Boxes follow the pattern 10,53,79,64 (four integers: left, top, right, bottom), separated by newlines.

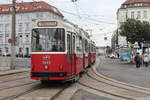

134,3,137,6
25,22,30,31
5,24,9,32
0,24,3,33
0,48,2,54
5,47,8,53
134,3,143,6
124,5,127,8
19,14,23,20
18,34,23,45
137,11,141,19
2,8,9,11
0,34,3,43
26,34,29,37
18,23,23,32
36,13,43,19
26,47,29,56
36,6,42,9
0,15,3,20
143,11,147,18
25,33,30,43
131,11,134,19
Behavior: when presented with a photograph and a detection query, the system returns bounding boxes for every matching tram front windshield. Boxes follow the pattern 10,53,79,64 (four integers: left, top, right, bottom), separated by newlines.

32,28,65,52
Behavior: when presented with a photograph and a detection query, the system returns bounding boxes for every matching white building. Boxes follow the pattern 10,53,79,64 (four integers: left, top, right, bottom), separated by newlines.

0,1,64,56
117,0,150,47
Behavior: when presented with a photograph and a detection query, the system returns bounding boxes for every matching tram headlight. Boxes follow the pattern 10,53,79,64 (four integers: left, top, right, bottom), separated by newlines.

44,65,49,70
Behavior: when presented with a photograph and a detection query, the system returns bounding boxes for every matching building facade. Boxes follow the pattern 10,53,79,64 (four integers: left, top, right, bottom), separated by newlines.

116,0,150,47
0,1,64,56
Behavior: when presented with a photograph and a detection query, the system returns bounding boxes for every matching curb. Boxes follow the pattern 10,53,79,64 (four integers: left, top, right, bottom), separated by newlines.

92,60,150,91
0,69,30,77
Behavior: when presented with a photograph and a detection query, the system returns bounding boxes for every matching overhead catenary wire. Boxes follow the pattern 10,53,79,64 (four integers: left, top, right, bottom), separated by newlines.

15,0,116,25
71,1,114,21
44,0,116,25
72,1,82,19
59,9,116,25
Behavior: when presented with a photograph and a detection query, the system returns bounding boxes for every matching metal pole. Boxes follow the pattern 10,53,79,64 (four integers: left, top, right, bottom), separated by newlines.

116,29,118,46
10,0,16,69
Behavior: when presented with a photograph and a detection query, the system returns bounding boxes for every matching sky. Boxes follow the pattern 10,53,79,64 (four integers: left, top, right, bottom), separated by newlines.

0,0,124,47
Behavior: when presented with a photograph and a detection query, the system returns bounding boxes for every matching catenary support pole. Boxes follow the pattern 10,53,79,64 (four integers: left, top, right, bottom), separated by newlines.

10,0,16,69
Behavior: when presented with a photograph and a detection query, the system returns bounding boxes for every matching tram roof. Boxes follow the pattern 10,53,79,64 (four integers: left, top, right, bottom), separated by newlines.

33,19,90,38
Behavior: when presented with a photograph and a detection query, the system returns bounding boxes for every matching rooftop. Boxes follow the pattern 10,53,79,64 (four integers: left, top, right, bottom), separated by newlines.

0,1,64,17
121,0,150,8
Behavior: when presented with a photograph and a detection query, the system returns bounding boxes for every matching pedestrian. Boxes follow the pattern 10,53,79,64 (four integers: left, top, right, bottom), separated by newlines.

143,54,149,67
117,52,120,59
134,52,141,68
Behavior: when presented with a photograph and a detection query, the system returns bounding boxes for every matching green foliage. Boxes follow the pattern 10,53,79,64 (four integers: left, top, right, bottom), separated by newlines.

120,19,150,44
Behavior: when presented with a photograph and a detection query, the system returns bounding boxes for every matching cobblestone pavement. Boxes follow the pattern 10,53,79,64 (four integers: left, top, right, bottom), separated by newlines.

97,56,150,88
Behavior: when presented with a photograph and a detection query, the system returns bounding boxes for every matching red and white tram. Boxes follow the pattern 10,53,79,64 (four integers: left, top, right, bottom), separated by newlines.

31,20,96,82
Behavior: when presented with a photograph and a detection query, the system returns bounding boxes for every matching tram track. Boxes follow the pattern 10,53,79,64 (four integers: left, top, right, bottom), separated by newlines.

0,76,29,84
2,83,44,100
2,82,71,100
77,81,135,100
77,70,138,100
93,59,150,93
0,81,38,91
88,68,150,94
50,84,71,100
75,60,150,100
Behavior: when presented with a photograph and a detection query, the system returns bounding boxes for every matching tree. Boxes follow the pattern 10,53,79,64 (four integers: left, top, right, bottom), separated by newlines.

120,19,150,45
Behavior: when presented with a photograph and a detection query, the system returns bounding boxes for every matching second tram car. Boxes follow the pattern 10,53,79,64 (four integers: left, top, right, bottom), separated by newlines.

31,20,96,82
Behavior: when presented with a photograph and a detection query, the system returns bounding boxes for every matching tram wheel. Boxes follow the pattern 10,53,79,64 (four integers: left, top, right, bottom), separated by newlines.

40,80,47,84
72,74,80,83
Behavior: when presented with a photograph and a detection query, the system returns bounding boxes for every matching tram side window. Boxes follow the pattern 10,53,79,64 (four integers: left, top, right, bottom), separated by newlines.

72,35,75,53
67,34,71,52
82,39,85,53
88,44,91,53
92,45,94,53
85,40,88,53
76,36,82,52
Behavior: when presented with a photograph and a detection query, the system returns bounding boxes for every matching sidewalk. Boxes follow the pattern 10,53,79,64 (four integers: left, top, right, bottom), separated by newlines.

0,67,30,76
97,56,150,88
0,67,10,71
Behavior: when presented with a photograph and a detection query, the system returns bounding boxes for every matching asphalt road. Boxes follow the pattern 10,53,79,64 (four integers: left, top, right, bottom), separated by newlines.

97,56,150,88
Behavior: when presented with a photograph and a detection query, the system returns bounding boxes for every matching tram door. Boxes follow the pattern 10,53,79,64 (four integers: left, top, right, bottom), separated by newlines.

67,33,75,75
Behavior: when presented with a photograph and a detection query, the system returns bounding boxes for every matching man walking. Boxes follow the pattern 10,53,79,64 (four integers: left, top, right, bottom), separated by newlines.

134,53,141,68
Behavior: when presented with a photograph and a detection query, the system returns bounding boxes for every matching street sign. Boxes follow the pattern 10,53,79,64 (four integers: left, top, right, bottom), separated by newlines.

104,37,107,40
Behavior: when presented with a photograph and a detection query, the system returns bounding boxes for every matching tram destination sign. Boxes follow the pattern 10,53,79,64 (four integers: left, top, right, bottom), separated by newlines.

37,21,58,27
